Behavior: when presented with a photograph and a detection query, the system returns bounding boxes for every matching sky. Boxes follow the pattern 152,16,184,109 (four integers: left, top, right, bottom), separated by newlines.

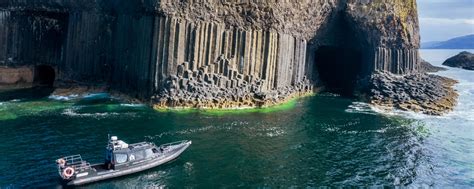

417,0,474,42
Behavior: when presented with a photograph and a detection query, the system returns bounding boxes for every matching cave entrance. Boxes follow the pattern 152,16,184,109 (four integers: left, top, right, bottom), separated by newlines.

315,46,363,96
33,65,55,87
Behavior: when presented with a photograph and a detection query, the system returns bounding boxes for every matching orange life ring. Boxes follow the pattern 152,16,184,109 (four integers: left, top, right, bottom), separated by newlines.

57,158,66,167
63,167,75,179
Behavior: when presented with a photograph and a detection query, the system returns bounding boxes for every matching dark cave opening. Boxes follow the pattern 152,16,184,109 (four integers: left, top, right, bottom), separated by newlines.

315,46,363,96
33,65,55,87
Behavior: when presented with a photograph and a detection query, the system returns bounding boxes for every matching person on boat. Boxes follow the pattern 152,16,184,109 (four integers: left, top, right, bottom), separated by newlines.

105,150,114,170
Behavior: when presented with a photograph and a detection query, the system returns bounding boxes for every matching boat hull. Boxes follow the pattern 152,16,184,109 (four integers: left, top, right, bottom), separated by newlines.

65,140,191,186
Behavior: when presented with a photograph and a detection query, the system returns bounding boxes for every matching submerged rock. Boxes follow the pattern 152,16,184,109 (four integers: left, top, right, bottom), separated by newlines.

442,51,474,71
368,71,458,115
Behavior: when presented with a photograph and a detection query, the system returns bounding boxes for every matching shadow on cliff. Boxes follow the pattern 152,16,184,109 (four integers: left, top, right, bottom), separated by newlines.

308,8,370,98
314,46,363,96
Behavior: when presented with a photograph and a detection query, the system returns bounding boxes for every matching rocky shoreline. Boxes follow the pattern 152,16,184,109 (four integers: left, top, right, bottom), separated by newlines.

4,71,457,116
152,61,315,110
48,65,459,115
367,71,458,115
419,59,447,73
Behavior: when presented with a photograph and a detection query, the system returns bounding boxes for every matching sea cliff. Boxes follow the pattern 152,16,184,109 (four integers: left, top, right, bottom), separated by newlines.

0,0,457,114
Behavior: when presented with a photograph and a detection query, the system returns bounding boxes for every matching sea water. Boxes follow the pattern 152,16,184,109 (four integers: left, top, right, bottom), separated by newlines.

0,50,472,188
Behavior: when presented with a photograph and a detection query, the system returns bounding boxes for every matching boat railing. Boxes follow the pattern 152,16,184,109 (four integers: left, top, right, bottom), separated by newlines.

159,140,189,148
62,154,84,165
57,154,92,173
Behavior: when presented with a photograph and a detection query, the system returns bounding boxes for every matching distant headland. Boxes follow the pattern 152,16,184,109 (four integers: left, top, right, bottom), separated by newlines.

422,34,474,49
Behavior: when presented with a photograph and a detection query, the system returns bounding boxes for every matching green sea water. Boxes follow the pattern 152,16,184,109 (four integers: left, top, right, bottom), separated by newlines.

0,50,472,188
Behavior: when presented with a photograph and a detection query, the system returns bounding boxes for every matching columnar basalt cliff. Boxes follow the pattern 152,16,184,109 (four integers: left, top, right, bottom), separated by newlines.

1,0,448,112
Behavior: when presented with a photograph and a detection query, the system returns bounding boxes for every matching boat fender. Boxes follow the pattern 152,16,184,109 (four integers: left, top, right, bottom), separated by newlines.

57,158,66,168
63,167,75,179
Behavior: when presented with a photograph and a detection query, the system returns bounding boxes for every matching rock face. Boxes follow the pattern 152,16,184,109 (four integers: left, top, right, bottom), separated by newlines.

368,71,457,115
0,0,423,109
443,51,474,71
419,59,447,73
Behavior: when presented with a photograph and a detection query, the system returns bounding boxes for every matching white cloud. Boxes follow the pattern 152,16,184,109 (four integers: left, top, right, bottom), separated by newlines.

420,17,474,25
419,17,474,42
417,0,474,41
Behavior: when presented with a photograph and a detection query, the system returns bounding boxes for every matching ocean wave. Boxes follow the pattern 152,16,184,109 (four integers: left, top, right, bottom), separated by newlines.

346,101,440,120
347,101,474,123
83,93,110,99
345,102,378,115
326,127,390,134
48,94,79,101
120,103,146,107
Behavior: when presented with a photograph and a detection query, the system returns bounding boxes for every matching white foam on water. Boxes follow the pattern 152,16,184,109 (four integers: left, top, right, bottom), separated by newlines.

83,93,110,99
323,126,392,134
262,127,286,137
61,108,121,118
345,101,393,116
120,103,146,107
48,94,79,101
175,125,216,135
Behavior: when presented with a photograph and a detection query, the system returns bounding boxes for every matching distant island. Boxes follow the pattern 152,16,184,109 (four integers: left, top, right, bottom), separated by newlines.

422,34,474,49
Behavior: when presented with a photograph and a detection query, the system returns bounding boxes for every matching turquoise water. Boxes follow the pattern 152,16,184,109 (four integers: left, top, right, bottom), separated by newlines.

0,50,472,188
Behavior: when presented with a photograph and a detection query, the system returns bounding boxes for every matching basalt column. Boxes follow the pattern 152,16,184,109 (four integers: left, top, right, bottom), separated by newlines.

345,0,421,74
0,10,67,67
305,0,421,96
0,0,423,109
151,19,313,108
61,12,114,84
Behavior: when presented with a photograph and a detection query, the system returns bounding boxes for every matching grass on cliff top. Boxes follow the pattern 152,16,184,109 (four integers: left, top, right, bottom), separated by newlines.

154,98,300,116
